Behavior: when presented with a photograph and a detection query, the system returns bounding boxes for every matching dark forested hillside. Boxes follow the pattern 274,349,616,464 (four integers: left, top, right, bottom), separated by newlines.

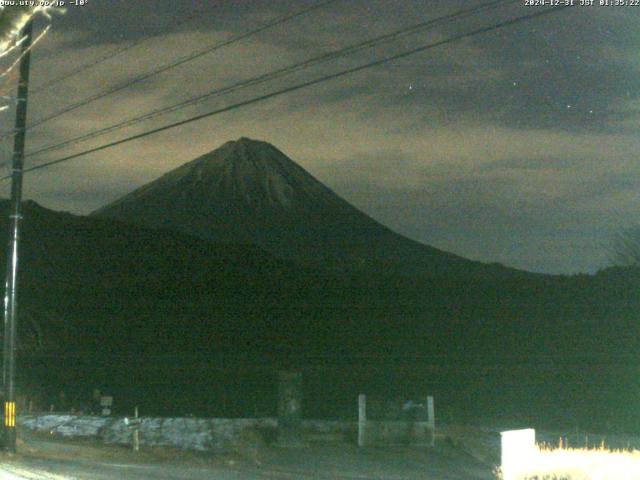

1,200,638,428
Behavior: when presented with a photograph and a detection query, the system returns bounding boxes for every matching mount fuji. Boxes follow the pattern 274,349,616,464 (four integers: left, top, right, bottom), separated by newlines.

93,137,521,278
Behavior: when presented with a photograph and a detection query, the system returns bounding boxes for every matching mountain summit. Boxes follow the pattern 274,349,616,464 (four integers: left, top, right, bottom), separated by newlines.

93,137,518,277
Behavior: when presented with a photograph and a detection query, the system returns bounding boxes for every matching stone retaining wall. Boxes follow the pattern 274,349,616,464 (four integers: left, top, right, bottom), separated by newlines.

18,414,431,451
19,414,278,451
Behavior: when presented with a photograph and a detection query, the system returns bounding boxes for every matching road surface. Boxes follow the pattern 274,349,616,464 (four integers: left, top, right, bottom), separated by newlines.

0,429,496,479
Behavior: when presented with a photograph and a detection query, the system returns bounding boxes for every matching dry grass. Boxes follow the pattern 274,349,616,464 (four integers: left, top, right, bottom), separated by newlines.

497,441,640,480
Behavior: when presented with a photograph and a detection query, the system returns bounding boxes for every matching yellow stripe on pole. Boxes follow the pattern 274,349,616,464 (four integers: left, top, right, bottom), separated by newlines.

4,402,15,427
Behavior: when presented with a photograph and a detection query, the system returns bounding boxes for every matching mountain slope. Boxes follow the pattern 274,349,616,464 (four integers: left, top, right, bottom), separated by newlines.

93,137,521,277
0,200,295,351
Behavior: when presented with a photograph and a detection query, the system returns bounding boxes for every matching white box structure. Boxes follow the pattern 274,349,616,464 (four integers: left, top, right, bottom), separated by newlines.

500,428,537,480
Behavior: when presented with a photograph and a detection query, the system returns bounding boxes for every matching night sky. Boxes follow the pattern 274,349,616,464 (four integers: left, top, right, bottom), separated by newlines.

0,0,637,274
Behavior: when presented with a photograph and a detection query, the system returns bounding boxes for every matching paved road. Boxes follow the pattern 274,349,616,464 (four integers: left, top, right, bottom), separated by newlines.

0,430,496,479
2,426,635,479
0,459,265,480
0,446,494,480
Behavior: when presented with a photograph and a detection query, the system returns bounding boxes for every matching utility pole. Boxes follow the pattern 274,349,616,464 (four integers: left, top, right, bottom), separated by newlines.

3,19,33,453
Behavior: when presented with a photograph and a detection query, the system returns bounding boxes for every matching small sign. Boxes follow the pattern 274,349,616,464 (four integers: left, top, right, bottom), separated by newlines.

124,417,141,429
100,396,113,407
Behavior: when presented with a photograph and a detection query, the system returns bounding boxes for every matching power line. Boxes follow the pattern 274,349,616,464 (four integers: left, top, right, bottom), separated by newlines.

3,5,571,181
16,350,632,364
26,0,514,160
30,4,209,94
0,0,340,142
15,5,570,176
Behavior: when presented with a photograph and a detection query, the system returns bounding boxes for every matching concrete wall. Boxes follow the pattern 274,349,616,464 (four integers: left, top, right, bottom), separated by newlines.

364,420,433,446
19,414,277,452
18,414,432,451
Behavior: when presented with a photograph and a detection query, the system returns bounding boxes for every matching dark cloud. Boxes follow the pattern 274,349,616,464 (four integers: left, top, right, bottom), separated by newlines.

281,4,640,134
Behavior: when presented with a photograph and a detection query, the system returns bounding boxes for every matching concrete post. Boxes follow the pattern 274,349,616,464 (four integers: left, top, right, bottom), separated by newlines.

133,406,139,452
277,371,304,447
426,396,435,446
358,394,366,447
